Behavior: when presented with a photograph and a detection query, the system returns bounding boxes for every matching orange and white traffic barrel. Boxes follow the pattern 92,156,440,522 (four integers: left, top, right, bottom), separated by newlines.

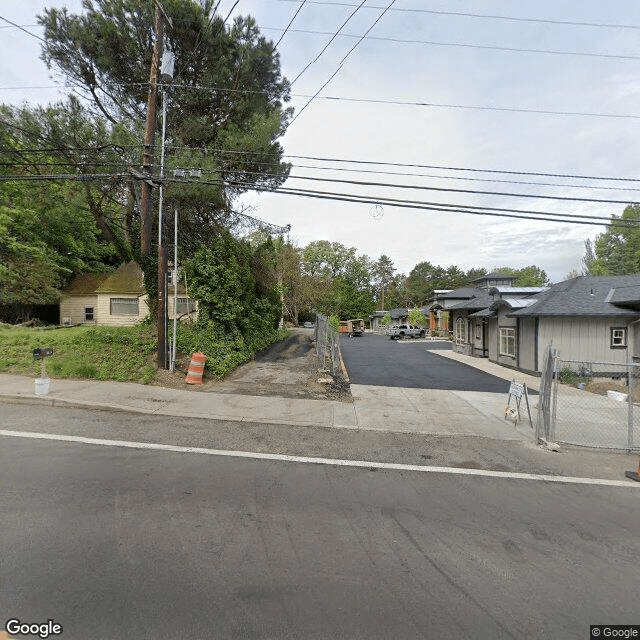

185,352,207,384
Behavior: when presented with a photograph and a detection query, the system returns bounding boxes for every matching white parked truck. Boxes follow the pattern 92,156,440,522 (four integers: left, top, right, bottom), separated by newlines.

385,324,426,340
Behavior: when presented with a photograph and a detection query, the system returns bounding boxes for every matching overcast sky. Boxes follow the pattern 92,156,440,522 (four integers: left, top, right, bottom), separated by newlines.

3,1,640,282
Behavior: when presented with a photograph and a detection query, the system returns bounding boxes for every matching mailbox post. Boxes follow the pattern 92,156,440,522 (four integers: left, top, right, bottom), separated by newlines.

33,347,53,378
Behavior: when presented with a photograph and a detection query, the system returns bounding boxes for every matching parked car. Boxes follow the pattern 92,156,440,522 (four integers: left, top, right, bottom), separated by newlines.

386,324,426,340
303,321,315,328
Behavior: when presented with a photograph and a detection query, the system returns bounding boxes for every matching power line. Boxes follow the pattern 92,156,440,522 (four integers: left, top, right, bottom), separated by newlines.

3,155,640,196
3,80,640,120
200,176,640,228
290,0,366,85
271,1,640,31
282,153,640,183
1,168,637,228
5,17,640,62
275,0,307,47
6,5,640,31
260,27,640,61
196,168,640,206
290,0,396,124
0,15,46,43
5,136,640,186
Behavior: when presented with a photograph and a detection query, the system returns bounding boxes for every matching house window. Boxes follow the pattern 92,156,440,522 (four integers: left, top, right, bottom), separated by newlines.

176,297,196,315
110,297,139,315
610,327,627,349
499,327,516,357
455,317,465,345
84,307,94,322
475,322,482,340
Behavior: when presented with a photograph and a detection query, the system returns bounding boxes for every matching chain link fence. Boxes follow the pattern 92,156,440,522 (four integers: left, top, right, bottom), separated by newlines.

537,345,639,451
314,314,342,376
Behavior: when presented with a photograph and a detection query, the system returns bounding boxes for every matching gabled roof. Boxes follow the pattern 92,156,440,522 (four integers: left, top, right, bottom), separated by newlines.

62,272,110,295
470,297,537,317
95,261,145,295
448,291,494,311
512,275,640,317
436,287,482,300
488,286,547,295
474,272,516,282
370,307,408,319
607,284,640,309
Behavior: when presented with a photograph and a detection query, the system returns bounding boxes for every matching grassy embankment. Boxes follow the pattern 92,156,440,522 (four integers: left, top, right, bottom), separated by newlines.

0,323,158,384
0,322,290,384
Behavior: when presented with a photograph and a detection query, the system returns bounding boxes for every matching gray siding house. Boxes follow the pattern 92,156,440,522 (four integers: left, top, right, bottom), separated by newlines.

450,275,640,375
448,284,546,359
509,275,640,373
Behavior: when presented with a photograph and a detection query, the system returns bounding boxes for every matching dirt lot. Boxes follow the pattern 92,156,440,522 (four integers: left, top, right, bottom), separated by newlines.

152,328,352,402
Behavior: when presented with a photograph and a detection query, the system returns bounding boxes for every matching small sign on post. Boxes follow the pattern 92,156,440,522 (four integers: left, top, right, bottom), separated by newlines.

505,380,533,428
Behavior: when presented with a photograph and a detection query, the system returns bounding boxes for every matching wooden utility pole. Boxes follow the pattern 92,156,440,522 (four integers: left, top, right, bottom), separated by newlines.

140,4,164,258
138,1,173,368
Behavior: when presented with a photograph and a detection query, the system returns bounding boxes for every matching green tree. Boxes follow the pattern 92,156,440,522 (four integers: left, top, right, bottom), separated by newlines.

408,307,426,327
494,265,550,286
372,254,395,310
34,0,292,305
583,205,640,275
405,261,446,305
381,312,392,327
300,241,375,318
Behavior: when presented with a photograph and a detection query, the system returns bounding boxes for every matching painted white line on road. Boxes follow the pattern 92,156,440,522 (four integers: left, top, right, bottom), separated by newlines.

0,428,637,488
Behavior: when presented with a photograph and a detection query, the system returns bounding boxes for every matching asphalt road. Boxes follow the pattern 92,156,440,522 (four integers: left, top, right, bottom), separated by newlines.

2,428,639,640
340,333,512,392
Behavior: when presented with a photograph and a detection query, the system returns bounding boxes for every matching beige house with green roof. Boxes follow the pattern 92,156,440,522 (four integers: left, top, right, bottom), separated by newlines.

60,261,196,326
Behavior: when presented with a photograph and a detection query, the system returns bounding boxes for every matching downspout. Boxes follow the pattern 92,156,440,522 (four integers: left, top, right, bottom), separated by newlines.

516,317,520,369
534,317,539,372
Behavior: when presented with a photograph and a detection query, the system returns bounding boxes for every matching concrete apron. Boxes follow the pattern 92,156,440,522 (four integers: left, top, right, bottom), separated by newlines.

0,374,528,441
345,384,528,440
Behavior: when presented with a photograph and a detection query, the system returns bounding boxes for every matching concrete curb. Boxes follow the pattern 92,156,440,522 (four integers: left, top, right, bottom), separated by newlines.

0,394,340,429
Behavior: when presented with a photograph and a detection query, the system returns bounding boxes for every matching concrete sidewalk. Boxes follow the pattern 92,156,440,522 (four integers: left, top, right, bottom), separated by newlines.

0,372,525,440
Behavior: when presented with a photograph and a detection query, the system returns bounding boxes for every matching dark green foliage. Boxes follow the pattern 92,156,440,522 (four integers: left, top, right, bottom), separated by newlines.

493,265,550,286
584,205,640,275
182,231,285,376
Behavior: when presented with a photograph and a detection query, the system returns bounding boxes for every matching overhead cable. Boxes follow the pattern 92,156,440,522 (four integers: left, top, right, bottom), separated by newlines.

290,0,396,124
271,0,640,30
0,169,637,228
275,0,308,47
289,0,366,85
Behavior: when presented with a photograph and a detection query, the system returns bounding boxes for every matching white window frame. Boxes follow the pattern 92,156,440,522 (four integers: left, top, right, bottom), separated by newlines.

455,317,465,345
84,307,94,322
499,327,516,357
110,297,139,316
610,327,627,349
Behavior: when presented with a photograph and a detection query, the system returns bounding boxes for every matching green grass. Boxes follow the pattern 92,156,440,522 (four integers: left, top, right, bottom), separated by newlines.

0,321,291,384
0,323,158,384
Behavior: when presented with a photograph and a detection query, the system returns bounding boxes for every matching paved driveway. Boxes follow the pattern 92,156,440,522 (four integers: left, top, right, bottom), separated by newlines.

340,333,511,393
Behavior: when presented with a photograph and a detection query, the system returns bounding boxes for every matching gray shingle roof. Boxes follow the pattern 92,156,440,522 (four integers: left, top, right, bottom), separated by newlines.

437,287,482,300
512,275,640,317
370,308,408,319
448,291,494,310
608,284,640,308
473,272,516,282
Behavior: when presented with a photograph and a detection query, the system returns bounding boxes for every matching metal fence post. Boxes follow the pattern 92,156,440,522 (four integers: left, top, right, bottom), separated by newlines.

628,363,635,451
550,353,559,442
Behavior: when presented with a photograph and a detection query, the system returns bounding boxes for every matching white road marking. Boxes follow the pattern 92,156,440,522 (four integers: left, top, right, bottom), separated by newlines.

0,428,637,487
